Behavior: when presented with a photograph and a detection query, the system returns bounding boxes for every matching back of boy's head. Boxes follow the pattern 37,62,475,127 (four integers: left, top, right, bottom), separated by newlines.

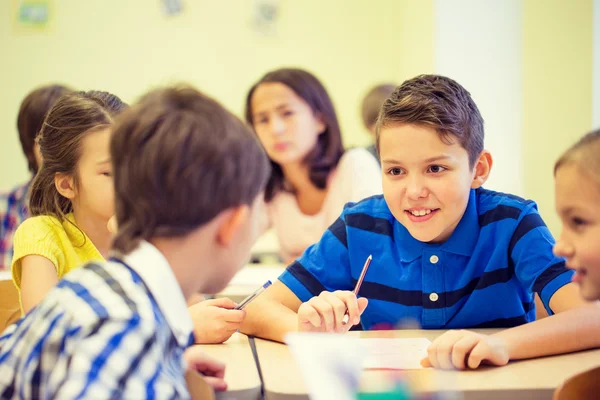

555,128,600,181
376,75,484,168
29,91,127,220
361,84,396,130
110,86,271,254
17,84,72,174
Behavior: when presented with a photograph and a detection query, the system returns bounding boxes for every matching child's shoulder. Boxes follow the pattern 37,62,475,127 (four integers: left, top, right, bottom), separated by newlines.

18,214,62,229
337,147,379,173
475,187,538,217
14,214,64,240
55,260,158,327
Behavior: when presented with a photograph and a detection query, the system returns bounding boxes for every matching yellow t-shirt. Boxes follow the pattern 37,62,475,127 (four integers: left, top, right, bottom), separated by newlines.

11,213,104,291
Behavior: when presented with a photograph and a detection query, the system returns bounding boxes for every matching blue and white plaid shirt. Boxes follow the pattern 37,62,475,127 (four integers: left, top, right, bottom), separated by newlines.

0,241,195,399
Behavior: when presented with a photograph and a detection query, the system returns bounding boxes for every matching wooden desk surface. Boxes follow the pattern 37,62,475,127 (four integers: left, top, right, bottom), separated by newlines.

255,329,600,400
197,333,261,400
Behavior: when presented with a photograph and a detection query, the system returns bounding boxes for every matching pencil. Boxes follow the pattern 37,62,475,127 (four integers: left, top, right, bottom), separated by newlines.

342,255,372,325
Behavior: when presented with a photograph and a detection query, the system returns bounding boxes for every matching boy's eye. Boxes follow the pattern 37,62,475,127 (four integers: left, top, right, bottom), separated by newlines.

102,172,112,177
387,167,404,176
282,110,294,117
571,216,588,227
427,165,447,173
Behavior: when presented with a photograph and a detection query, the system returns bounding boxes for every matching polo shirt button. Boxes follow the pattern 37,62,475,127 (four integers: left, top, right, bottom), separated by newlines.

429,293,439,302
430,255,439,264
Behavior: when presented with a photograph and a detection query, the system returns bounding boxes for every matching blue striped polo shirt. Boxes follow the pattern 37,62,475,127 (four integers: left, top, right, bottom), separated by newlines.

279,188,573,330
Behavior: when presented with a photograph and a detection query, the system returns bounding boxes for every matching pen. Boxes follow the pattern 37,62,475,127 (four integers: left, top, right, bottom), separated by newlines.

234,280,272,310
342,255,372,325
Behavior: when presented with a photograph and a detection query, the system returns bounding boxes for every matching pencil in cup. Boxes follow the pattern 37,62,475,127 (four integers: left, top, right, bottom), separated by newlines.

342,255,372,325
234,280,272,310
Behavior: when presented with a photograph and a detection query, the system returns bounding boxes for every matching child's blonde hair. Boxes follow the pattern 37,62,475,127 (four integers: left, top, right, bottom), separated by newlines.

554,128,600,181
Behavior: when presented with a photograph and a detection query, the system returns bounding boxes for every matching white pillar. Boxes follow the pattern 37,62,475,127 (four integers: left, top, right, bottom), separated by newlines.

434,0,523,196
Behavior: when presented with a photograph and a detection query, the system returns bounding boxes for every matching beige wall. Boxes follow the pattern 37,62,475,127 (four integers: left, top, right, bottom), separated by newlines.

523,0,594,235
0,0,416,190
1,0,595,239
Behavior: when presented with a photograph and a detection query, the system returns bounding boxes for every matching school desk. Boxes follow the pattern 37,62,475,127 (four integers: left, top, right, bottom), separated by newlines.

253,329,600,400
195,332,262,400
251,228,280,263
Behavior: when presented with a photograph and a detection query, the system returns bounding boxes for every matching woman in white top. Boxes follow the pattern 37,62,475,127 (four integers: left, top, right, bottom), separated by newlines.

245,68,382,261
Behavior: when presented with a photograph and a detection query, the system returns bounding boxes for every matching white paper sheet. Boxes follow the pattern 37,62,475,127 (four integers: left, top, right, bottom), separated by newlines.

361,338,431,370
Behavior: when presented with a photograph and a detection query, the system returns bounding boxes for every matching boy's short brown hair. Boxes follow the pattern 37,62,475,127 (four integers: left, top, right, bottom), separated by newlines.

361,84,396,130
111,86,271,254
376,75,484,167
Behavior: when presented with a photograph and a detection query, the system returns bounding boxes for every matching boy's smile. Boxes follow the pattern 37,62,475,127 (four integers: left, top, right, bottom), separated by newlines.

379,123,490,243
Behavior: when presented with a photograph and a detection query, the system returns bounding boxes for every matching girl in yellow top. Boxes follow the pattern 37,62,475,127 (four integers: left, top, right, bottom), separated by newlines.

12,91,126,313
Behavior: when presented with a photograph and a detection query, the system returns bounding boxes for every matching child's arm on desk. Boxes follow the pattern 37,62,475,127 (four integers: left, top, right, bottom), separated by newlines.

422,283,600,370
240,280,367,342
240,281,300,342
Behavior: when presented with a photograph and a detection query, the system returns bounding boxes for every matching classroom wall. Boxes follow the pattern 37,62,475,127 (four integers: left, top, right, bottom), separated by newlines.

0,1,595,238
434,0,523,196
522,0,594,235
0,0,409,190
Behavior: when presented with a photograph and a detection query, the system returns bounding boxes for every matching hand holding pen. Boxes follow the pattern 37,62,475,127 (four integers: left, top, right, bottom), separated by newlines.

297,255,372,333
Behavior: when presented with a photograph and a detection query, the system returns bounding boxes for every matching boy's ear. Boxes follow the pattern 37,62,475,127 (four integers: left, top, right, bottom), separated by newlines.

54,173,76,200
216,205,250,247
471,150,493,189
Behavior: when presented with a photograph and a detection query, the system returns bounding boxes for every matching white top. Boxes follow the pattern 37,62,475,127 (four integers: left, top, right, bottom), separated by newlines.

266,148,382,260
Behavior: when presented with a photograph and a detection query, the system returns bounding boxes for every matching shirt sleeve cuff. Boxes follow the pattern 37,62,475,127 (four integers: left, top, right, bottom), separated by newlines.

540,270,574,315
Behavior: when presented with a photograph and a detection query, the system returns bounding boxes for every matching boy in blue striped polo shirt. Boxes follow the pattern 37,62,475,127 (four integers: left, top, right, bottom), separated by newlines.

241,75,600,370
0,86,270,397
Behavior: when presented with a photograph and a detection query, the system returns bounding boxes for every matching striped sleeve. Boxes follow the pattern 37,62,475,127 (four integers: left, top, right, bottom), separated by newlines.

52,316,162,399
510,204,573,315
278,211,354,302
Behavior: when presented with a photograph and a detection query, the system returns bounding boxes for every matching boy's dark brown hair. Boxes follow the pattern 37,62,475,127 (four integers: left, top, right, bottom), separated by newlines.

361,83,396,130
376,75,484,168
17,84,72,174
554,128,600,180
111,86,271,254
245,68,344,202
29,91,127,221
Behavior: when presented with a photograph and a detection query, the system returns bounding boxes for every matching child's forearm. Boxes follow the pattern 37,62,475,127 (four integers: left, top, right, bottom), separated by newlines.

492,303,600,360
240,298,298,343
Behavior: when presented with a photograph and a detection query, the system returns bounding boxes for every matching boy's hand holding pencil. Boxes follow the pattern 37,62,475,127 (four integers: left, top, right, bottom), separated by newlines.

297,255,372,333
297,291,368,333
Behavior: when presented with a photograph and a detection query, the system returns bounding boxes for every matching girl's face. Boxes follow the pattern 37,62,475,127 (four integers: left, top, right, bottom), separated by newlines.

553,163,600,301
250,82,326,166
72,127,115,224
